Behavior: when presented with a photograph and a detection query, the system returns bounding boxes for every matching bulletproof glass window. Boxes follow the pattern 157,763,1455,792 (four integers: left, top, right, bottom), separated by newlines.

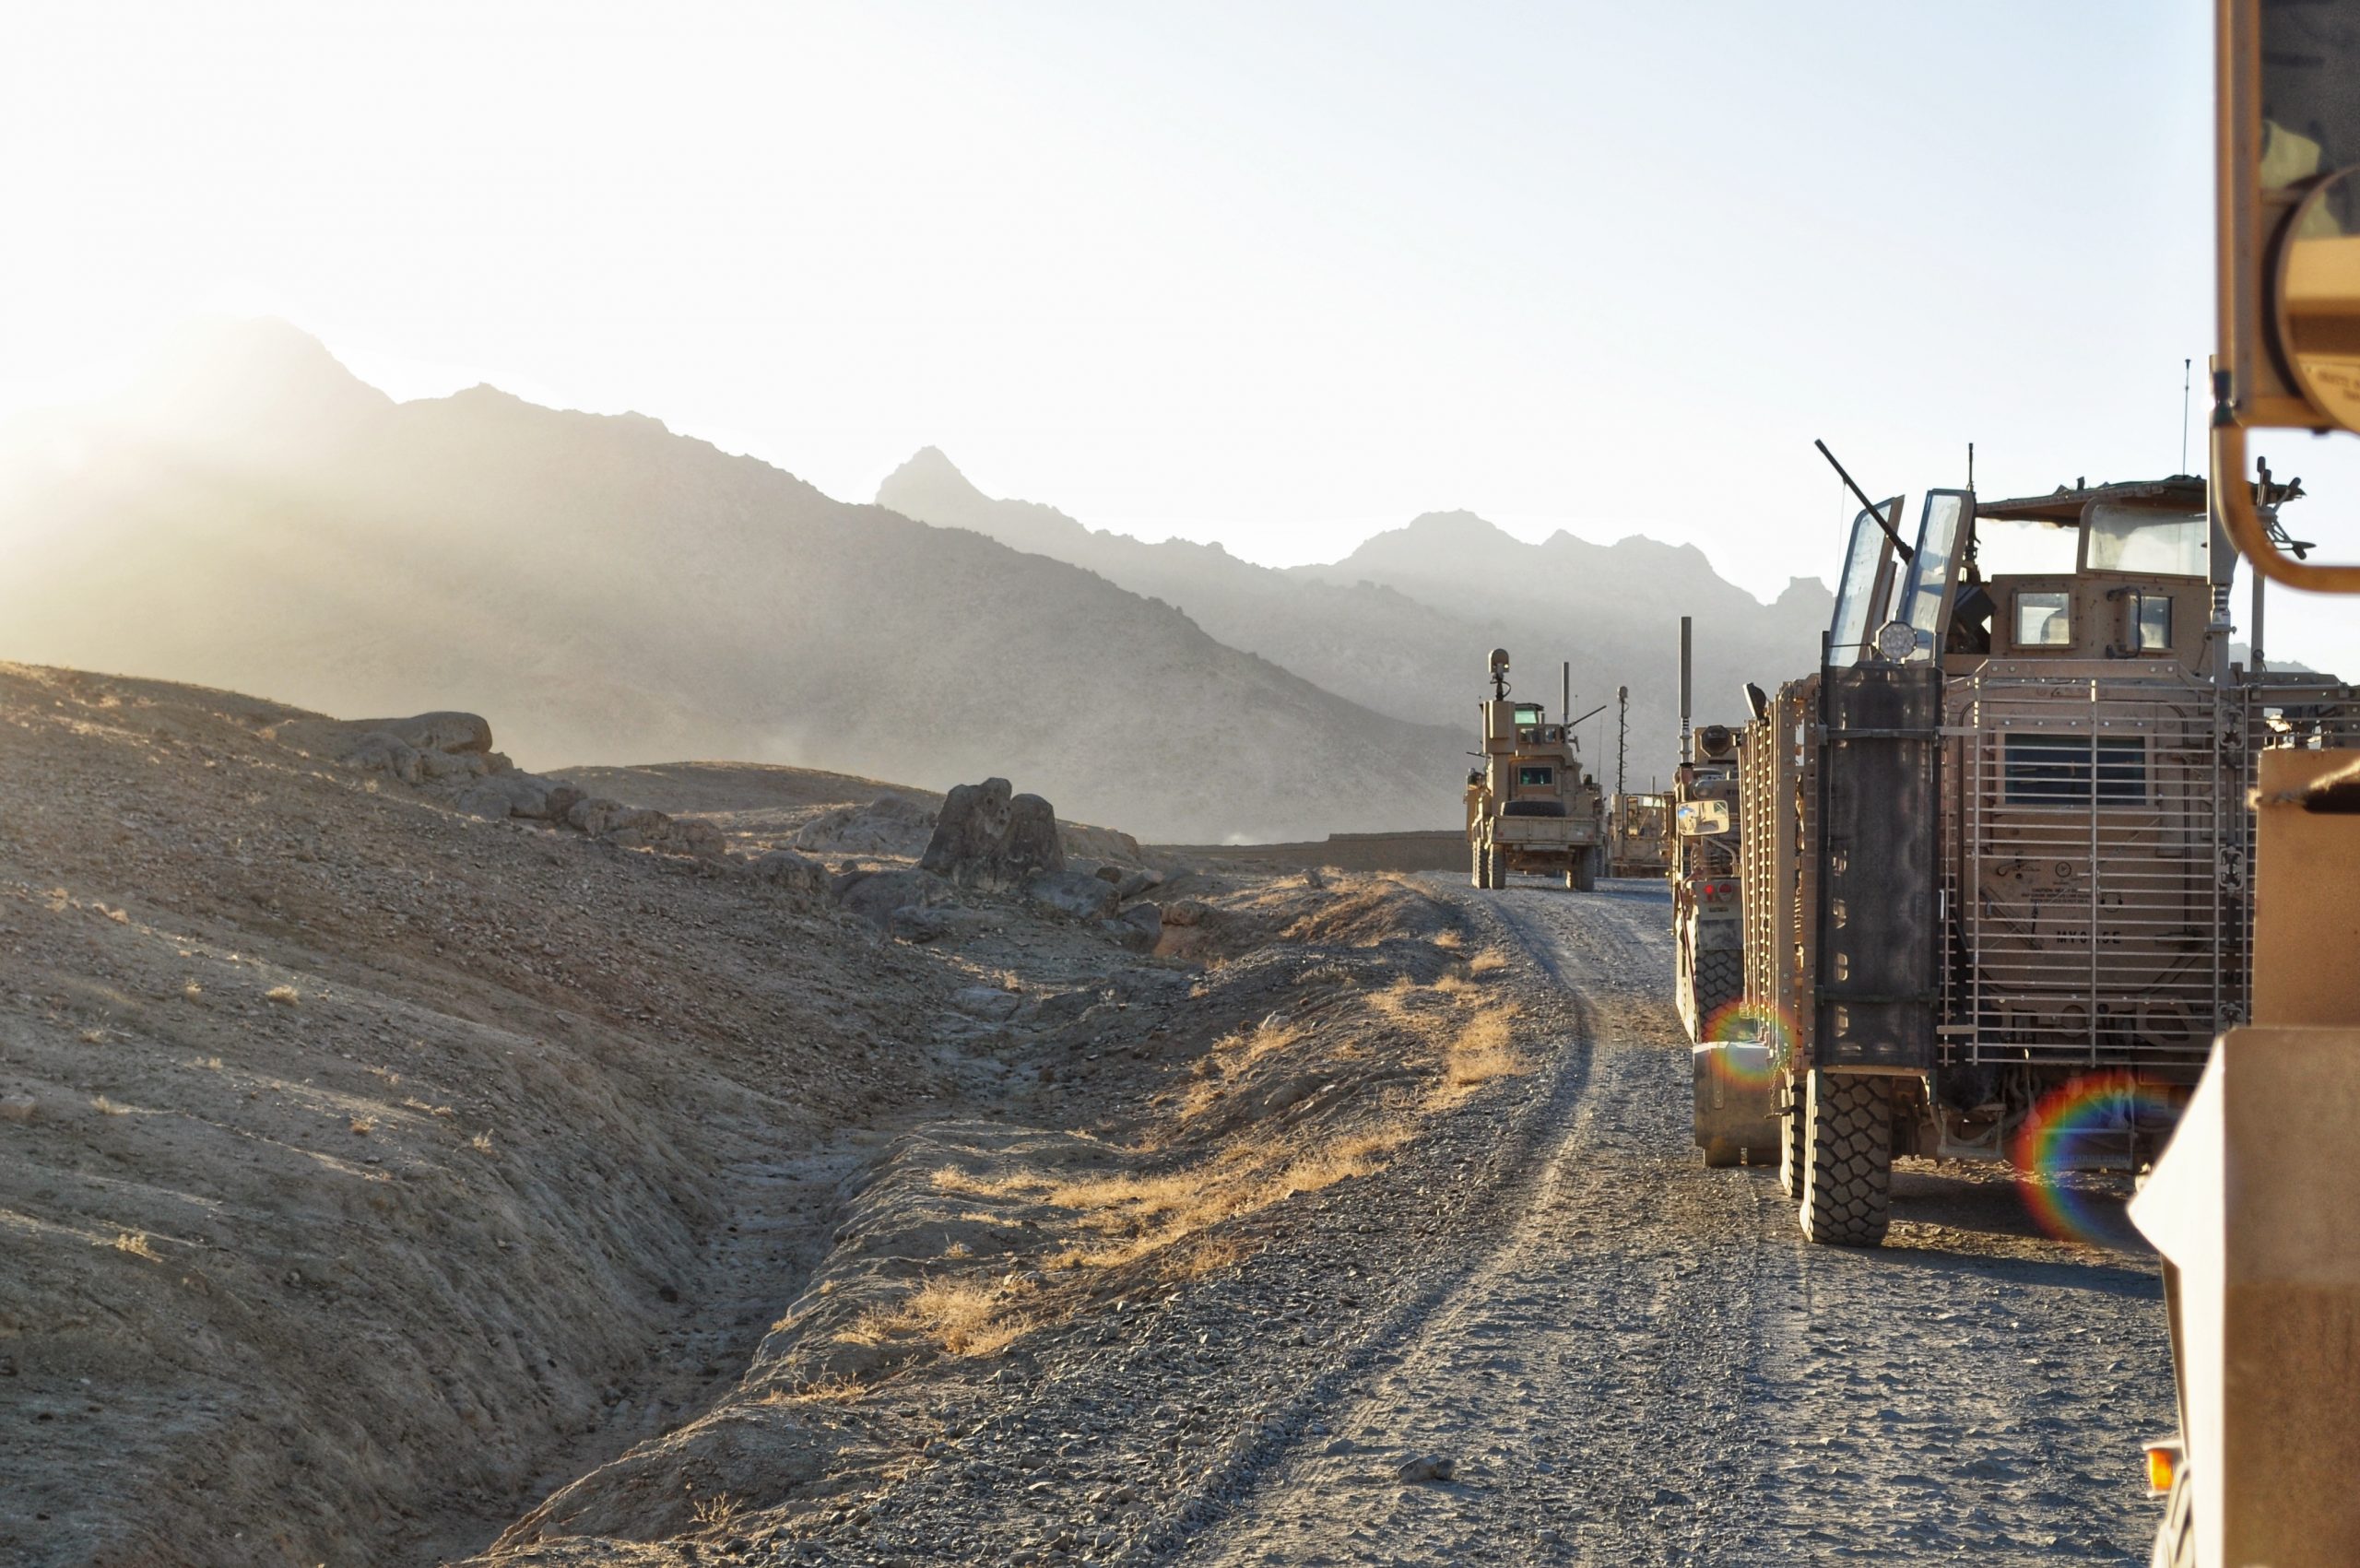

2003,735,2147,806
1897,491,1968,655
2085,504,2208,577
2014,591,2072,648
1517,766,1555,787
1826,499,1900,666
2132,592,2173,652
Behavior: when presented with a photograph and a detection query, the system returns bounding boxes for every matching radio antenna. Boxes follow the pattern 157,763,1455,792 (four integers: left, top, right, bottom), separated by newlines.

2181,358,2192,474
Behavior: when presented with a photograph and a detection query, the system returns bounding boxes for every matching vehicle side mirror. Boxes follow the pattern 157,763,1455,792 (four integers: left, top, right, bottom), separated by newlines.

1678,800,1731,836
2214,0,2360,590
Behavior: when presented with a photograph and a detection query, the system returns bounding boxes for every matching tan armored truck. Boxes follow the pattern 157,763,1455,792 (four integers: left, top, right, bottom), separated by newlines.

1693,466,2356,1246
2123,15,2360,1562
1466,649,1606,890
1604,792,1671,878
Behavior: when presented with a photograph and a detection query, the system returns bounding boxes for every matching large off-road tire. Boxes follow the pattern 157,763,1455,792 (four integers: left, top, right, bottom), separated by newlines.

1470,842,1486,890
1800,1068,1891,1246
1568,844,1599,892
1776,1076,1805,1199
2150,1457,2195,1568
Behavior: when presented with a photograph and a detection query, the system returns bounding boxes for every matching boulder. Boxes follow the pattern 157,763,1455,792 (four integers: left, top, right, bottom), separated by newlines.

342,731,425,786
368,712,494,754
566,797,662,837
1162,898,1213,927
835,868,942,928
750,848,829,900
1025,870,1118,921
1115,867,1166,901
792,796,938,857
919,777,1065,889
454,773,552,820
1120,902,1163,943
417,748,491,784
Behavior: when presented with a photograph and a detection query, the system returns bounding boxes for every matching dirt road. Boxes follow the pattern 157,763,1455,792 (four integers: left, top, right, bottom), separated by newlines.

1175,877,2171,1566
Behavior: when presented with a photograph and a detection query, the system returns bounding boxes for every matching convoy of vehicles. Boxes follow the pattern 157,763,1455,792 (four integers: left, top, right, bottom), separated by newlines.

1465,649,1607,890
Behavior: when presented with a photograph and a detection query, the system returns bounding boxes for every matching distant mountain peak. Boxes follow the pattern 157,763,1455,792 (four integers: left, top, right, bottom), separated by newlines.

880,446,989,507
115,315,391,455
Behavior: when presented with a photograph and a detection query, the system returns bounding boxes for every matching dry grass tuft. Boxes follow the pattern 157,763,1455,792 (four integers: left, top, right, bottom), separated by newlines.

1432,929,1464,951
1466,949,1510,976
348,1116,376,1136
688,1492,747,1532
467,1131,494,1154
842,1278,1035,1358
264,984,301,1006
761,1372,867,1406
182,981,203,1000
1430,1003,1528,1107
111,1232,161,1260
90,1094,131,1116
928,1165,1046,1199
77,1028,105,1044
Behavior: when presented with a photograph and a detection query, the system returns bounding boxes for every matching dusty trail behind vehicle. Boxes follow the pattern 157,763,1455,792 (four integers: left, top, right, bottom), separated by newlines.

1185,878,2171,1566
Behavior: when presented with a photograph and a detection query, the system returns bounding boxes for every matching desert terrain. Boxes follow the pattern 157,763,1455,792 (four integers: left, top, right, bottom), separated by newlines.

0,663,2169,1567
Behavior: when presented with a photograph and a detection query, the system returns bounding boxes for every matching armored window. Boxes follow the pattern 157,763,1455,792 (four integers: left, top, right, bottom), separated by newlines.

2002,735,2147,806
2086,504,2208,577
2131,592,2173,652
1517,766,1555,787
2013,590,2072,648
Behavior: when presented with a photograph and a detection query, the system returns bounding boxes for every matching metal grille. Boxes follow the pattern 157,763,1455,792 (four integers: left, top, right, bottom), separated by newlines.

1942,662,2234,1069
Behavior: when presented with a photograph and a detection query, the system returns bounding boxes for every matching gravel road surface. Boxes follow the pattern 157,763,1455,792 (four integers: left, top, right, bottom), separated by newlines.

1172,878,2173,1565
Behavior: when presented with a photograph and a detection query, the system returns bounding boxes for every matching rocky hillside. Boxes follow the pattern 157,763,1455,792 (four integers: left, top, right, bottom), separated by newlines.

879,450,1835,780
0,323,1457,843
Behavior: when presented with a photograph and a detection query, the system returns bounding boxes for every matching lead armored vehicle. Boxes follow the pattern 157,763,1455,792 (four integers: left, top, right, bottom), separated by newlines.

1466,649,1606,890
1695,470,2355,1244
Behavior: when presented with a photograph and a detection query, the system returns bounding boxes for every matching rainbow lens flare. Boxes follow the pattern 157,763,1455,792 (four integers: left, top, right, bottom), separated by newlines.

1698,999,1796,1087
2011,1073,2181,1243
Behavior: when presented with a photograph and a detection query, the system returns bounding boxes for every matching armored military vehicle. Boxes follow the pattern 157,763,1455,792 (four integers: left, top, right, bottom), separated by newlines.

2125,14,2360,1562
1466,649,1606,890
1604,791,1671,878
1694,465,2356,1245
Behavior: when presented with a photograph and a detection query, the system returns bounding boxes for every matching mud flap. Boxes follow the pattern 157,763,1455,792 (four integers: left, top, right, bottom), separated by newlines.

1693,1039,1778,1161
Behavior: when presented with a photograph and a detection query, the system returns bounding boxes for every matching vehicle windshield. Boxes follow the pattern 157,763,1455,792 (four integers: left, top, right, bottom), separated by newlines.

1826,499,1900,666
1976,515,2080,577
1897,491,1968,654
2084,503,2208,577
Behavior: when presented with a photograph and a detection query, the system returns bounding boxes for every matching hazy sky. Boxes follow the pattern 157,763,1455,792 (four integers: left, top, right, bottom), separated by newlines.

5,1,2355,666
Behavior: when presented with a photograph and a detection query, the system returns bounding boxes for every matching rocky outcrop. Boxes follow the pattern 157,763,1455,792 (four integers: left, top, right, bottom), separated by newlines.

918,778,1064,890
793,796,937,857
304,712,729,864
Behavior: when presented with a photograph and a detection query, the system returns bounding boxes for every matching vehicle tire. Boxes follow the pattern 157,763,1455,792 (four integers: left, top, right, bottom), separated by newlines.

1800,1069,1891,1245
2150,1457,2195,1568
1570,844,1599,892
1702,1138,1740,1169
1776,1074,1804,1199
1470,842,1486,889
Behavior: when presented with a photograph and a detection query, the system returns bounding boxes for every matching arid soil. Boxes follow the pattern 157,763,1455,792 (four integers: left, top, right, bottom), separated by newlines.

0,663,2172,1566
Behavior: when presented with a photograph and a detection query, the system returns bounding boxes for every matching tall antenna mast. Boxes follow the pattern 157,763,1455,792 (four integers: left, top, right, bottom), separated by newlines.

1562,661,1570,730
2181,358,2193,474
1616,685,1629,797
1678,616,1693,764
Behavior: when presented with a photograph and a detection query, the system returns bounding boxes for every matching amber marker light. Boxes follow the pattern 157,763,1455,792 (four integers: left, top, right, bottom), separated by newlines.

2143,1442,2179,1497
